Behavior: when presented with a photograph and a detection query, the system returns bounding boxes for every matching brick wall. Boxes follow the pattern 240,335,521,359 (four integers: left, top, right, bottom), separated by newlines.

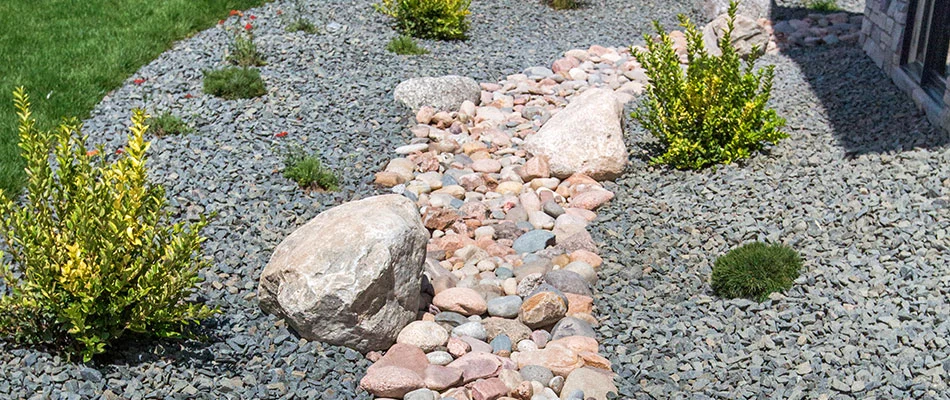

860,0,950,131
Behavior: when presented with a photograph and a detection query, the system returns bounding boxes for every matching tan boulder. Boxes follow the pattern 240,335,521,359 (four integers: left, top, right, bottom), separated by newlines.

258,195,427,353
523,88,627,181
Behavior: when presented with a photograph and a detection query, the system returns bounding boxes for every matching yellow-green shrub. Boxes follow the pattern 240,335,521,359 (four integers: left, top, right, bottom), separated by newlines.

631,1,787,170
375,0,470,40
0,88,216,362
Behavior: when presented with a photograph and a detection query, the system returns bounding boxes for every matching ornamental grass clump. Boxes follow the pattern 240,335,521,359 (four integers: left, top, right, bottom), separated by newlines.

146,111,194,136
203,67,266,99
632,0,787,170
374,0,470,40
387,34,429,55
282,148,339,192
711,242,802,301
0,88,216,362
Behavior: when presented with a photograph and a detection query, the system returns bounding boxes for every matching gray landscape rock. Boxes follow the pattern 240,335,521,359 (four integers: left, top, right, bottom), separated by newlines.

702,13,770,59
426,351,454,366
486,295,523,318
520,365,555,385
550,317,597,341
700,0,771,21
490,334,512,354
523,88,628,180
258,195,428,353
543,270,592,296
513,230,556,254
453,321,488,342
394,75,481,112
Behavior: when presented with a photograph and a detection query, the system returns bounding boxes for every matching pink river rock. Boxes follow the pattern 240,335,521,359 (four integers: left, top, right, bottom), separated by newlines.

470,377,510,400
472,159,503,174
423,364,464,391
446,352,504,383
433,287,488,316
358,365,425,398
568,189,615,211
367,343,429,377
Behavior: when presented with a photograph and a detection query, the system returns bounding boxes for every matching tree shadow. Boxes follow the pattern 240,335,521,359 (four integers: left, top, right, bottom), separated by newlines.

767,1,950,156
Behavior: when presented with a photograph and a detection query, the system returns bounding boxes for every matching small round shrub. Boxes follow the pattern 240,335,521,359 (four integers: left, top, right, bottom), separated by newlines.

711,242,802,301
545,0,579,10
374,0,470,40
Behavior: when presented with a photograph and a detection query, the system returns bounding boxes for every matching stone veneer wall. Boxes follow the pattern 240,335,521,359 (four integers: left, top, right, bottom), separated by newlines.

860,0,950,131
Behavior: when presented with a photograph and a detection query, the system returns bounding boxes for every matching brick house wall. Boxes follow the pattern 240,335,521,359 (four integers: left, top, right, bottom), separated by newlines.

861,0,950,132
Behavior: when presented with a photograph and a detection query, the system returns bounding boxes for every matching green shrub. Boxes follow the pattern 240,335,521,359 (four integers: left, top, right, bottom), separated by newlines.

0,88,216,362
282,148,339,191
282,0,319,34
226,19,266,67
806,0,839,11
711,242,802,301
631,1,787,170
286,18,318,34
374,0,470,40
387,34,429,55
146,112,194,136
203,67,266,99
545,0,579,10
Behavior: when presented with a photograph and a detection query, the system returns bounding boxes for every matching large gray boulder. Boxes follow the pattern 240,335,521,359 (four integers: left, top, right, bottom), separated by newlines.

258,194,428,353
700,0,772,21
702,13,770,59
394,75,481,112
523,88,628,181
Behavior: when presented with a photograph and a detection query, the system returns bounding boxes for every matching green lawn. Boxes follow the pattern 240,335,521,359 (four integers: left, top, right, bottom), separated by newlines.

0,0,269,195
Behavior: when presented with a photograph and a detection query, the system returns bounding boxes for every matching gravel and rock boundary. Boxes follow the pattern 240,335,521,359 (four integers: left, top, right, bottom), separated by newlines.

3,0,950,399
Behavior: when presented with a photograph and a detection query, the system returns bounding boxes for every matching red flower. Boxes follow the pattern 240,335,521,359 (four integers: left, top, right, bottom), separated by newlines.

229,9,239,16
133,78,145,85
275,131,288,138
276,9,283,15
184,93,194,99
249,15,256,20
245,23,253,31
86,149,99,157
115,148,124,155
218,19,225,25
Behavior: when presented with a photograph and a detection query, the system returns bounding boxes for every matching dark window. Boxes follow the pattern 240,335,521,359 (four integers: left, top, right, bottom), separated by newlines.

903,0,950,102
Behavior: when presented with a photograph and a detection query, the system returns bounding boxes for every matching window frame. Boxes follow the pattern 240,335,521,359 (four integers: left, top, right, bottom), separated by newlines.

901,0,950,103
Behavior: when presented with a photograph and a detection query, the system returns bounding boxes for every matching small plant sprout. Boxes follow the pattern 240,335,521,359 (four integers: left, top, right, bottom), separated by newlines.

387,34,429,55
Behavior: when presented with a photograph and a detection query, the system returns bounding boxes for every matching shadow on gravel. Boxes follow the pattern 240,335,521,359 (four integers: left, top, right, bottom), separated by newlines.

769,3,950,156
82,317,228,374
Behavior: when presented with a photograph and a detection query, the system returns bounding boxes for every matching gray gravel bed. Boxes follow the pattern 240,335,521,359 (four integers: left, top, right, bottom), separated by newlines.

594,44,950,399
